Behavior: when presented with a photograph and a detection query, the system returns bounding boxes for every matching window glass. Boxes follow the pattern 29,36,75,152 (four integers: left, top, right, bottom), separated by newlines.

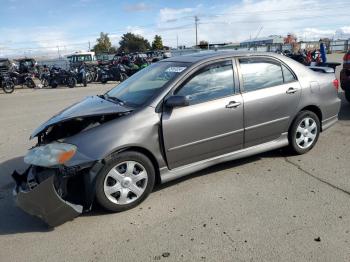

239,59,283,92
106,62,188,107
282,64,296,83
176,61,234,105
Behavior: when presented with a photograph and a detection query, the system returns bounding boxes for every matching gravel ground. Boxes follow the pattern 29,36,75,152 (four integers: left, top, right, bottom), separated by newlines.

0,56,350,262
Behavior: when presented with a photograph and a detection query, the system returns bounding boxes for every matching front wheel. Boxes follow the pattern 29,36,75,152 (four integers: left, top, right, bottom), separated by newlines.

26,78,35,88
95,151,155,212
41,78,49,87
288,111,320,154
120,73,128,82
3,81,15,93
67,77,76,88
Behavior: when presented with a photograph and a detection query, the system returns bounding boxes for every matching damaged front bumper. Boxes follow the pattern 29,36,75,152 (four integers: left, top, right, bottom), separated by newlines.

12,166,83,227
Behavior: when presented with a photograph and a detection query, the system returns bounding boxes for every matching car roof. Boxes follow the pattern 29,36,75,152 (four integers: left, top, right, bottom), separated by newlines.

164,51,280,64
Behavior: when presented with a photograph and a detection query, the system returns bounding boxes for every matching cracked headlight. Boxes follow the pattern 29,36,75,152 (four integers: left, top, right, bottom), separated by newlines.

24,143,77,167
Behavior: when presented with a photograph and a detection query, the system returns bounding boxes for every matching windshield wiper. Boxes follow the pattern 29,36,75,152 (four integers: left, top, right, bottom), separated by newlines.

101,94,125,106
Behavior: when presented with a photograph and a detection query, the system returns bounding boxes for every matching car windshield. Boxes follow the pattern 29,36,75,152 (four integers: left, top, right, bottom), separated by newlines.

106,61,188,107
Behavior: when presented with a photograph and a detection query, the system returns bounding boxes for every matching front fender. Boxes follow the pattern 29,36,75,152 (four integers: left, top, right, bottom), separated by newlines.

63,107,166,169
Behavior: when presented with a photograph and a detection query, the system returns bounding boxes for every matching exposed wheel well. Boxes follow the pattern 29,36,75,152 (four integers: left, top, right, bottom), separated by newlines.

299,105,322,127
106,146,161,186
289,105,323,134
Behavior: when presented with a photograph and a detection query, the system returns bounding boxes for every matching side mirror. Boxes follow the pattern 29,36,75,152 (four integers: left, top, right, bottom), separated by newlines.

165,95,190,108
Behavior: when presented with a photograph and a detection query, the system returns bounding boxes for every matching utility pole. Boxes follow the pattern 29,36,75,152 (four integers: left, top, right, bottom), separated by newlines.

57,46,60,59
195,16,199,47
88,41,91,51
176,34,179,49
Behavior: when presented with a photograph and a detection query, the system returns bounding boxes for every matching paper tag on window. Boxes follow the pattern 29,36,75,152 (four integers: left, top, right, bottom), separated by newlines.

165,67,187,73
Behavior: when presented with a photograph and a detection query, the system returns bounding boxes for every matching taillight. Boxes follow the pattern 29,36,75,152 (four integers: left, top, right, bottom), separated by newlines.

344,53,350,63
333,79,339,91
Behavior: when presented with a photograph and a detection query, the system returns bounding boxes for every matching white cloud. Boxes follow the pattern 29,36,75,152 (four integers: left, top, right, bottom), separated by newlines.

123,2,151,12
153,0,350,47
1,0,349,57
0,27,91,58
159,7,194,23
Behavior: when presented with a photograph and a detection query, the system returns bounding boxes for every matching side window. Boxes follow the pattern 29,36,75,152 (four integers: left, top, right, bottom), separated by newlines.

176,61,234,105
282,64,296,83
239,59,284,92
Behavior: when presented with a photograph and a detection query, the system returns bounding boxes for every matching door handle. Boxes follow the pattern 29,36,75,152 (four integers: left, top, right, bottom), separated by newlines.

226,101,241,108
286,87,297,94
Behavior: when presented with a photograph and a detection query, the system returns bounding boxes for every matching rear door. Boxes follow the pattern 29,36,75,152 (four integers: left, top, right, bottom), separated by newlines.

237,57,301,147
162,60,244,169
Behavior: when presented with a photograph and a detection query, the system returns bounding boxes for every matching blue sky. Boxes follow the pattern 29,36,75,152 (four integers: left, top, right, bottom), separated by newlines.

0,0,349,57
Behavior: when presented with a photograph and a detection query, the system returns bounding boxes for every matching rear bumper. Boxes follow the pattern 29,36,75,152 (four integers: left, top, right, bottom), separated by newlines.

12,167,83,227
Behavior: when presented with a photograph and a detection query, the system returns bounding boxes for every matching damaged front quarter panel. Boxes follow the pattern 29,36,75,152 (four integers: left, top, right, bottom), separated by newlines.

30,95,132,141
12,95,131,226
12,167,83,227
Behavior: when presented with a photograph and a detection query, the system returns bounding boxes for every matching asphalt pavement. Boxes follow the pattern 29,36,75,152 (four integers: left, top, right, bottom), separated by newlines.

0,57,350,261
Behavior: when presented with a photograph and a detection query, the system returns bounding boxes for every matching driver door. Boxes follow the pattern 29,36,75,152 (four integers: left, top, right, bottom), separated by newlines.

162,60,244,169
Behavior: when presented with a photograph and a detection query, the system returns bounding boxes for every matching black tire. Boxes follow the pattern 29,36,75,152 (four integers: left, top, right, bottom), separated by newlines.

42,79,49,88
95,151,155,212
288,111,320,155
26,79,35,88
51,81,58,88
3,81,15,94
67,77,76,88
120,73,128,82
345,90,350,103
86,72,93,83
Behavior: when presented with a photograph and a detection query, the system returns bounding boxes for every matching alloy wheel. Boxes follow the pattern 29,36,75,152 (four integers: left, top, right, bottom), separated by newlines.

295,117,317,149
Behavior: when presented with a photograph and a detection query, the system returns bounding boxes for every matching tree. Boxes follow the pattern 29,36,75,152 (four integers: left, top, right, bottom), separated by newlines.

92,32,113,53
199,40,209,49
118,32,151,53
152,35,163,50
109,46,117,54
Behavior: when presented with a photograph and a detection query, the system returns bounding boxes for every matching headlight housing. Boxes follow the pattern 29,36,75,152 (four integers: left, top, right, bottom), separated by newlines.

24,143,77,167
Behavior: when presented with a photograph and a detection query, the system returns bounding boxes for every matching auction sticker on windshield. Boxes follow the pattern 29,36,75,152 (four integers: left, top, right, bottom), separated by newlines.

165,67,187,73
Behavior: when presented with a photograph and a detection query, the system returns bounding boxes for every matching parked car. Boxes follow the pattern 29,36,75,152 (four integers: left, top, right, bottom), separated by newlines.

16,58,37,74
67,52,98,68
13,52,340,226
340,50,350,102
0,58,13,74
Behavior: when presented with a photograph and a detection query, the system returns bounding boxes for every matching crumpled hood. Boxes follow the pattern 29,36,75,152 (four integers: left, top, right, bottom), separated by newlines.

31,95,131,139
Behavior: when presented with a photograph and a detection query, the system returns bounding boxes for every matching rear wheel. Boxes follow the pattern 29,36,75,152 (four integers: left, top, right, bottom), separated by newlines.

51,81,58,88
95,151,155,212
289,111,320,154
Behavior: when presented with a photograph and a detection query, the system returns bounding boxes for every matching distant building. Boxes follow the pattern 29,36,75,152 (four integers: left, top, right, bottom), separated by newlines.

240,35,284,47
284,34,297,44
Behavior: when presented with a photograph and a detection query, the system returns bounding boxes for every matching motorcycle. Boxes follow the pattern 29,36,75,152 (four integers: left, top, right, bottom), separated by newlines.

99,64,128,84
70,65,87,87
45,67,76,88
0,73,15,94
9,71,36,88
